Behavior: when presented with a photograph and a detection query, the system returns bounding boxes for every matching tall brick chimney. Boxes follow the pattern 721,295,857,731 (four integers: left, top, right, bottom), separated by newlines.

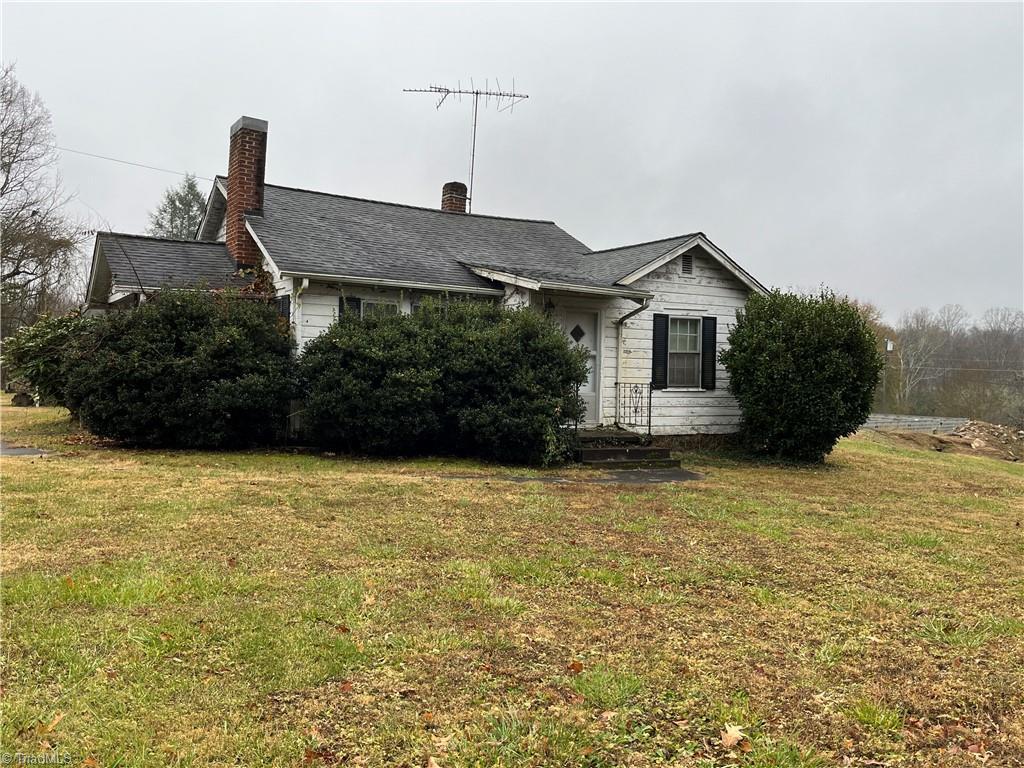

226,116,268,269
440,181,468,214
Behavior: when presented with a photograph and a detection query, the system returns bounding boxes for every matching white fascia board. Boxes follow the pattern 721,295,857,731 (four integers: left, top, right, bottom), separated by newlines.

467,265,650,300
466,265,541,291
85,238,104,304
615,234,767,295
539,281,651,299
278,270,505,297
244,219,284,281
196,181,227,241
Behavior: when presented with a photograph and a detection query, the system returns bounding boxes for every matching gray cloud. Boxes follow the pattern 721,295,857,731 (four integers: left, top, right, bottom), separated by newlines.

4,2,1021,319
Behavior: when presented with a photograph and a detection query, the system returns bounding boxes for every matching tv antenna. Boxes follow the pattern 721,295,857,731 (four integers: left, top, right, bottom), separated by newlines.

404,79,529,213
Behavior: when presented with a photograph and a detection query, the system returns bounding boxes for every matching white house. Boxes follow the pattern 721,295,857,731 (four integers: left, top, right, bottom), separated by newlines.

86,116,767,435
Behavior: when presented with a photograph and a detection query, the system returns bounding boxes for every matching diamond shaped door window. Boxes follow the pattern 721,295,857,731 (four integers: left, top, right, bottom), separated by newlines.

570,324,586,343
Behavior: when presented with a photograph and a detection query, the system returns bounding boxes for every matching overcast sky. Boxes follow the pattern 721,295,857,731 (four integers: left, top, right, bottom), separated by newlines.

4,2,1021,320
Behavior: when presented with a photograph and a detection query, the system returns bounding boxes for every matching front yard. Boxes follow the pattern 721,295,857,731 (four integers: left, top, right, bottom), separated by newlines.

1,404,1022,766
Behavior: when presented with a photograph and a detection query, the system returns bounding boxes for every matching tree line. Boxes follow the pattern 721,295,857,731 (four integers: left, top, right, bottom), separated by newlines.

855,301,1023,426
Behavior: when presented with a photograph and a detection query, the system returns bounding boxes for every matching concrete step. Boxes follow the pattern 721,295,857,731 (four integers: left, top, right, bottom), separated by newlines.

581,457,680,470
578,446,671,462
577,428,646,446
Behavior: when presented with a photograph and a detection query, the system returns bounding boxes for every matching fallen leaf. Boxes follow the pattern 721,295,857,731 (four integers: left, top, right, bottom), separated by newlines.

427,758,442,768
82,758,99,767
227,556,238,568
739,739,753,753
334,624,350,634
159,632,173,642
64,576,74,589
363,594,376,606
41,712,64,733
567,660,583,675
967,743,985,754
338,680,353,693
721,724,745,749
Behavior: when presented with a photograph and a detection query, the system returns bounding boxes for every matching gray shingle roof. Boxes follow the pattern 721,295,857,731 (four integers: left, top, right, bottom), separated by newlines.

246,184,592,291
97,233,246,290
577,234,698,284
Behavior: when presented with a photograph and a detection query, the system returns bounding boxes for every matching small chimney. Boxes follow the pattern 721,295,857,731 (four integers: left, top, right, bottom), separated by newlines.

226,116,268,269
441,181,468,214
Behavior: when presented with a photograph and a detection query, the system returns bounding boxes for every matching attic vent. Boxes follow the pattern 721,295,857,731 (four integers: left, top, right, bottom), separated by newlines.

680,253,694,275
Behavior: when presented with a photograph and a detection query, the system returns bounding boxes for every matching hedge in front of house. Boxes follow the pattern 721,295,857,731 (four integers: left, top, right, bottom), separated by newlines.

299,300,588,465
62,291,295,448
2,311,97,408
720,289,883,462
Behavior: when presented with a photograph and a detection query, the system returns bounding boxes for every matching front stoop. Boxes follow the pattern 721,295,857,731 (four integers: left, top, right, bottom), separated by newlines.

575,444,679,470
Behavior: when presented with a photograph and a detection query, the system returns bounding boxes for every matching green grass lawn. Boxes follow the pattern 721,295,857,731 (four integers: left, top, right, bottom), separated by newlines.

1,404,1022,767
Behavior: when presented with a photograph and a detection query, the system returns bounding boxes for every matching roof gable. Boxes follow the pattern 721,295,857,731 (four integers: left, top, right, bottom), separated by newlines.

90,233,246,301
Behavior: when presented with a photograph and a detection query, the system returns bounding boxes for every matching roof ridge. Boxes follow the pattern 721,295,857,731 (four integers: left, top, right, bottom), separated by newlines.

584,232,700,256
97,231,226,246
261,182,560,225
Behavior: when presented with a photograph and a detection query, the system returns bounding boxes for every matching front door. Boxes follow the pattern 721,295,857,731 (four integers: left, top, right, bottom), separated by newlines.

561,310,599,424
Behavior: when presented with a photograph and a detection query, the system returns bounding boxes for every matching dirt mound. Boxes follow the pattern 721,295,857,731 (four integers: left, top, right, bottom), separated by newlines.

951,420,1024,461
882,420,1024,462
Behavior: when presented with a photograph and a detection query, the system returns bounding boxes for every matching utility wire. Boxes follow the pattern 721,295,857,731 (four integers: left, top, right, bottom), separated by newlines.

55,145,213,182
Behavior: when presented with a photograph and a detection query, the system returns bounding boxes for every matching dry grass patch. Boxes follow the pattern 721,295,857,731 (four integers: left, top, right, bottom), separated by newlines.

1,405,1022,766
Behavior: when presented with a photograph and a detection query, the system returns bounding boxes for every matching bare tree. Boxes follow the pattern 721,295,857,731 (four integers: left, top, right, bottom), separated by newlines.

1,64,87,337
893,308,947,407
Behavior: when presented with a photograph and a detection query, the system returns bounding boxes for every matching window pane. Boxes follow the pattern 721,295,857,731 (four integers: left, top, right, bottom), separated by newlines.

668,352,700,387
363,302,399,318
669,318,699,352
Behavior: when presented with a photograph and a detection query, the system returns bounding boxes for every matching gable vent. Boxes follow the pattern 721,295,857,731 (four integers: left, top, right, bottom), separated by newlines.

680,252,694,275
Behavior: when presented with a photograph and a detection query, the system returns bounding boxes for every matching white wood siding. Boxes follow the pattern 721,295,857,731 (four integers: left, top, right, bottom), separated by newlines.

272,248,752,434
543,249,751,435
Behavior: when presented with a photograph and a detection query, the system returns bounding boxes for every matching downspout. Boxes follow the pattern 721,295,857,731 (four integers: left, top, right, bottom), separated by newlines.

294,278,309,348
614,298,651,424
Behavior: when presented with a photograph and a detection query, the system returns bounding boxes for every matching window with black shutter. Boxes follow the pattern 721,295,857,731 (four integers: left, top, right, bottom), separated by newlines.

274,295,290,320
700,316,717,390
652,314,718,390
651,314,669,389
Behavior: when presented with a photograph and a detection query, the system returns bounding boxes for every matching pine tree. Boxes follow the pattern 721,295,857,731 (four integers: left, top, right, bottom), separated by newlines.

147,174,207,239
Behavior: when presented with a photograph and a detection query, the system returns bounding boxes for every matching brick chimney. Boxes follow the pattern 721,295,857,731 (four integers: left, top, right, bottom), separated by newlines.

441,181,468,214
226,116,268,269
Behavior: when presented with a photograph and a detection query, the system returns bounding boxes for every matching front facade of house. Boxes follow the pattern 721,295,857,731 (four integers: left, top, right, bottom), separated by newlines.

86,116,766,435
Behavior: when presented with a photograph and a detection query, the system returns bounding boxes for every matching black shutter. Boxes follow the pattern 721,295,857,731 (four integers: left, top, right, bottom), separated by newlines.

651,313,669,389
340,296,362,317
274,294,290,319
701,316,717,390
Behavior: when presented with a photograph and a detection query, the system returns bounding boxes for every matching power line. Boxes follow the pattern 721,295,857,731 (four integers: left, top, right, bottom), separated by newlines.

55,145,213,182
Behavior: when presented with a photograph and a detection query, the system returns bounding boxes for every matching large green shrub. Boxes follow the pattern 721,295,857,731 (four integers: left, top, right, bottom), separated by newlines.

62,291,295,448
299,301,588,465
2,311,96,407
720,290,883,462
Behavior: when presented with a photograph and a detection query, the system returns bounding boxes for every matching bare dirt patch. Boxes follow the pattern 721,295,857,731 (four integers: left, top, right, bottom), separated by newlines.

873,419,1024,462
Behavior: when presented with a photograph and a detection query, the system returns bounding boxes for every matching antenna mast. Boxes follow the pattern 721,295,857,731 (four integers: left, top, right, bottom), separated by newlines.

404,80,529,213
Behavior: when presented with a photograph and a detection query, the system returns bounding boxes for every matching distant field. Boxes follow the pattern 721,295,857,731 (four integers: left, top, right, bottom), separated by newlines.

2,404,1022,766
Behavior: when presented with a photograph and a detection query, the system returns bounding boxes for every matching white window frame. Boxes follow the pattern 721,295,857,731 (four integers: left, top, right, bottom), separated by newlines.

667,316,702,389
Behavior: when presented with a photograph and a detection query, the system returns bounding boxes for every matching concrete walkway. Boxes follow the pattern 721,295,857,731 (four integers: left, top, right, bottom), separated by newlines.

0,440,48,457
